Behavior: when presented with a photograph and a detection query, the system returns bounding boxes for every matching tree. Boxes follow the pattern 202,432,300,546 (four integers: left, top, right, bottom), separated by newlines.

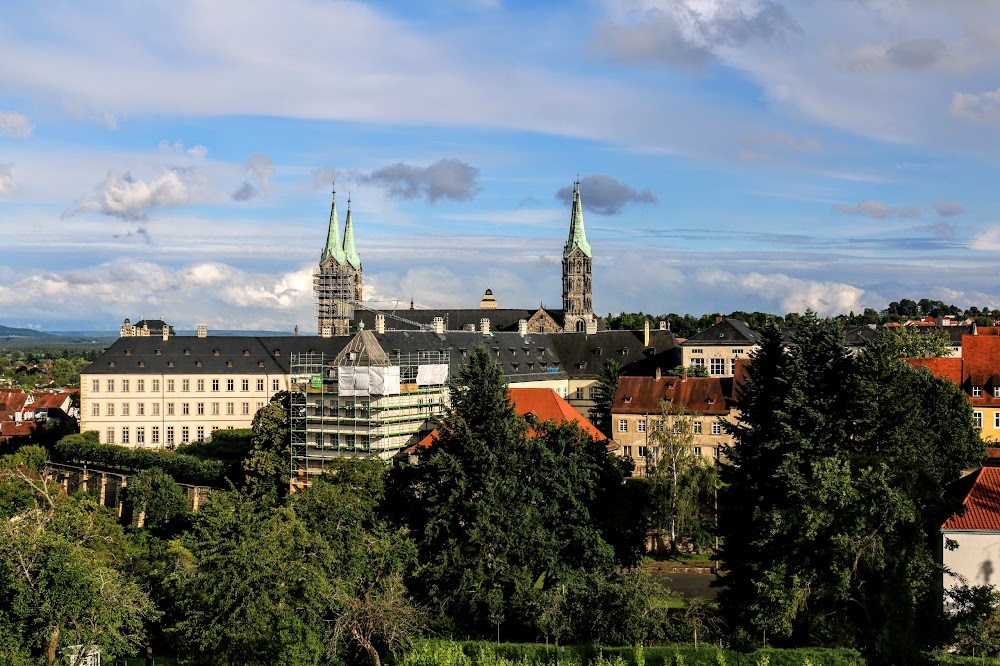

121,468,190,537
946,585,1000,657
881,326,951,358
590,359,622,438
717,313,984,662
647,401,717,553
243,391,291,501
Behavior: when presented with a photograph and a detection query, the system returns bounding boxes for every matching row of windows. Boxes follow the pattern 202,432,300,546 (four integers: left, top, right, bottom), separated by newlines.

106,425,227,445
689,357,738,375
621,444,717,458
688,348,745,355
92,401,263,417
91,378,278,393
970,386,1000,398
618,418,723,435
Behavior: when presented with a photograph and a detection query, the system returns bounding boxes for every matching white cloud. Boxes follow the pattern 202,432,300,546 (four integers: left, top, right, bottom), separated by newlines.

0,164,16,196
835,199,921,219
0,111,33,138
693,269,866,316
951,88,1000,125
71,168,198,220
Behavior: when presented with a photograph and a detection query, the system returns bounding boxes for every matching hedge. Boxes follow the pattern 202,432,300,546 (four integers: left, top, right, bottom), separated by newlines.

396,641,866,666
52,433,228,486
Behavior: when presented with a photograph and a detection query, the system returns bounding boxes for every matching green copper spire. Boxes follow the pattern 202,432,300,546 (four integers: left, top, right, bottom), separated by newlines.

321,185,346,264
343,196,362,269
563,180,592,259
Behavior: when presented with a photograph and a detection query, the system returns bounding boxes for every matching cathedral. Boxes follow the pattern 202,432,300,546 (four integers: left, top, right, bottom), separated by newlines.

314,180,598,335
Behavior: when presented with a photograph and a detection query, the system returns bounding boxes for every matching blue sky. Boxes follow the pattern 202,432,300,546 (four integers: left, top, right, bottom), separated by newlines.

4,0,1000,330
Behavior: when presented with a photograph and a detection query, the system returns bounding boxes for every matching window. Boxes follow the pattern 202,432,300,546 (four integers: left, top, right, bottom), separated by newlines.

651,446,659,458
152,403,159,416
994,386,1000,398
226,402,234,415
257,402,264,410
182,403,189,415
136,427,145,445
152,427,160,445
167,427,174,445
710,358,726,375
227,379,234,391
618,419,628,432
974,411,983,429
272,379,280,391
637,420,646,433
107,403,114,416
690,348,703,354
973,385,982,397
137,403,144,416
121,427,130,444
107,379,115,391
197,403,205,415
137,379,144,392
673,422,683,433
693,421,703,434
638,446,647,458
167,379,174,392
257,379,265,391
731,349,742,355
182,379,190,392
575,387,584,400
694,446,702,456
167,403,175,415
122,379,130,392
197,379,205,391
92,379,99,392
92,403,99,416
212,379,219,391
211,402,219,415
197,426,205,442
106,428,114,444
691,358,705,368
121,403,129,416
242,402,250,415
242,379,249,391
182,427,190,443
995,412,1000,429
623,445,632,457
152,379,160,392
711,422,722,435
730,359,737,375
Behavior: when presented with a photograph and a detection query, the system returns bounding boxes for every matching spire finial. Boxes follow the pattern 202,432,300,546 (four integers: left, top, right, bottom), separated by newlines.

321,185,346,264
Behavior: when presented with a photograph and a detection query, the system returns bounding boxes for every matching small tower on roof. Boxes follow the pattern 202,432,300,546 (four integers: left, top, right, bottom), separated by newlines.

480,287,498,309
314,185,363,336
561,180,596,333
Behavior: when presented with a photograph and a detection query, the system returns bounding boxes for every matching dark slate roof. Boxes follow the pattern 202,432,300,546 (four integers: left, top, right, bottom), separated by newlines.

683,318,761,346
547,329,679,379
82,331,568,383
355,308,564,332
133,319,175,334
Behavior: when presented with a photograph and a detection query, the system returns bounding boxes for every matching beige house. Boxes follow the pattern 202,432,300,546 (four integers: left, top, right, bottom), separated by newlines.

941,466,1000,594
611,372,737,475
680,317,760,377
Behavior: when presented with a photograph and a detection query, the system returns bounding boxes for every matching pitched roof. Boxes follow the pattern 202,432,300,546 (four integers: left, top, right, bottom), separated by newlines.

613,375,733,416
354,308,569,332
942,467,1000,531
546,329,678,379
684,318,761,345
0,389,30,421
904,357,964,385
321,187,346,264
28,393,71,410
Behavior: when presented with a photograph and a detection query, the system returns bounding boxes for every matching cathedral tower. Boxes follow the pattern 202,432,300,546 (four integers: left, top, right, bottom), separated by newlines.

561,180,596,333
315,186,362,336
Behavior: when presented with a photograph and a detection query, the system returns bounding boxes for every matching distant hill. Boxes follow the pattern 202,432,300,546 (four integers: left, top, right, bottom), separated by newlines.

0,324,55,338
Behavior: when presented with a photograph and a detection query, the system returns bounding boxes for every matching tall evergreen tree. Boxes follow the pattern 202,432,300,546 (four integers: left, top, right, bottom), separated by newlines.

590,359,622,438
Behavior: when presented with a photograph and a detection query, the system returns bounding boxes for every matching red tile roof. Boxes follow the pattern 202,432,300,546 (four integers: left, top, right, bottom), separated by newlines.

28,393,70,410
904,357,964,385
0,421,37,438
412,387,607,452
613,375,732,416
0,390,30,422
942,467,1000,531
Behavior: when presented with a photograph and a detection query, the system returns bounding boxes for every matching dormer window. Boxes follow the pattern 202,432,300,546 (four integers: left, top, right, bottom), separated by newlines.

167,360,174,368
258,361,265,368
213,349,220,356
226,360,233,368
108,361,115,367
243,349,250,357
973,385,982,397
138,360,145,368
184,349,191,356
273,350,280,357
622,347,629,356
155,349,162,356
594,347,602,356
125,349,132,356
196,360,203,367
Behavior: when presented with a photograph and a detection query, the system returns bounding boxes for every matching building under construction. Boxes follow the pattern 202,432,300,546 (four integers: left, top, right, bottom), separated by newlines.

315,186,362,336
289,328,451,487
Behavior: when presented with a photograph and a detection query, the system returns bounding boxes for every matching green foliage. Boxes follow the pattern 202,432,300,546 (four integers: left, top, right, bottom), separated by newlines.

52,434,226,485
0,444,47,471
176,428,254,461
945,585,1000,657
120,468,191,537
717,313,984,663
590,359,622,438
242,391,290,501
666,365,709,378
880,326,952,358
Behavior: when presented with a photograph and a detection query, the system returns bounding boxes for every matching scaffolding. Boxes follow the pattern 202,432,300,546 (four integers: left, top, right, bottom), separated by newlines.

289,344,451,487
313,265,359,334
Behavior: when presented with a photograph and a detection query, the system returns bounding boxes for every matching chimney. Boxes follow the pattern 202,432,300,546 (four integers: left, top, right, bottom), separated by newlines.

682,368,688,381
517,319,528,336
375,314,386,334
432,316,444,334
972,321,979,336
197,325,207,338
644,319,650,347
585,319,598,335
659,320,667,331
320,326,332,338
716,316,723,324
294,325,299,336
655,367,662,381
480,318,490,335
162,327,169,341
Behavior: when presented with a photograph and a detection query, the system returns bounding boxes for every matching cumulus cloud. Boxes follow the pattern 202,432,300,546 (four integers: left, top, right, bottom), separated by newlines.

232,153,275,201
365,158,480,203
932,200,965,217
555,174,657,215
0,164,16,196
72,169,195,220
0,111,33,138
834,199,921,219
594,0,800,70
951,88,1000,125
694,269,865,316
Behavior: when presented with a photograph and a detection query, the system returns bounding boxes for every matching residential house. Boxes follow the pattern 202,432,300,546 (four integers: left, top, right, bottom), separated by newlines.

680,317,760,377
941,467,1000,592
